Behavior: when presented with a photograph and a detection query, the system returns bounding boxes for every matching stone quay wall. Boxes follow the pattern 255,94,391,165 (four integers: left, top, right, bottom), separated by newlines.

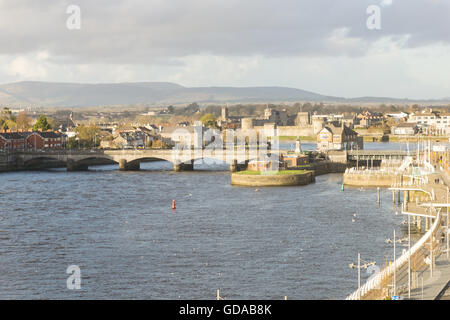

231,171,315,187
0,152,16,172
343,170,403,187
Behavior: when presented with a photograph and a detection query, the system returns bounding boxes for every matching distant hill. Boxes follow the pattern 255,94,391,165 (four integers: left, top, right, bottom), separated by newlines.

0,81,447,107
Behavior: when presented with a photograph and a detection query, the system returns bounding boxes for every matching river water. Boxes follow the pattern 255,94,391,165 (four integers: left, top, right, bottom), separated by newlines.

0,156,414,300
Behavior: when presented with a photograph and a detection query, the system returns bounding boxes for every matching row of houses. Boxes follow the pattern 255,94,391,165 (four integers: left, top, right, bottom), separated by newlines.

0,131,65,151
99,126,173,149
406,109,450,135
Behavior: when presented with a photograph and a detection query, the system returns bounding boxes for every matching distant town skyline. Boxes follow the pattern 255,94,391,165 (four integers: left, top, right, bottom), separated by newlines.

0,0,449,100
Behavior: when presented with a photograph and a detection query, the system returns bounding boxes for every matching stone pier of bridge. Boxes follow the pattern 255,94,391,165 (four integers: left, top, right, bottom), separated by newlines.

66,159,89,172
173,160,194,172
118,159,140,171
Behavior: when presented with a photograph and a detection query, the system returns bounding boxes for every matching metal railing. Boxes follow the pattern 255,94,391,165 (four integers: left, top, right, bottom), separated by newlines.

346,209,442,300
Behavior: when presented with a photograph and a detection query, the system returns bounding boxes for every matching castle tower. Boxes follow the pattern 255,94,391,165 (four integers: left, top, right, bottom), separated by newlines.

221,105,229,121
241,118,254,130
296,112,310,126
264,105,273,119
312,117,325,134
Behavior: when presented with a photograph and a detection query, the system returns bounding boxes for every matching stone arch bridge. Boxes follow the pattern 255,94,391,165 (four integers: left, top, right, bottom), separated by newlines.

16,149,282,172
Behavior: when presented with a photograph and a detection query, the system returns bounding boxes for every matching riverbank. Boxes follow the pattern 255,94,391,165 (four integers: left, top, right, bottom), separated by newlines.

388,135,449,143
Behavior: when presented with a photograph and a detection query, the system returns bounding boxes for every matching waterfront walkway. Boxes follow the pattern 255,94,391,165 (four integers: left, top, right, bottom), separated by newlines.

394,171,450,300
409,252,450,299
409,171,450,300
346,170,450,300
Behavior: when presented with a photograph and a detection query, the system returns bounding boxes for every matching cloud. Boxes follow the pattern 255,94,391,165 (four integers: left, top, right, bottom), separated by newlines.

0,0,449,99
3,51,49,79
380,0,393,7
0,0,449,65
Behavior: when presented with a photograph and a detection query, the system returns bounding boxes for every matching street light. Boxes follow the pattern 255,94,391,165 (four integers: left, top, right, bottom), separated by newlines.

385,229,402,297
349,252,376,300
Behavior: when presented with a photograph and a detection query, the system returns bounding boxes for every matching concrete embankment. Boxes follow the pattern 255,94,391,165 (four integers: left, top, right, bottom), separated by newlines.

231,171,315,187
343,170,403,187
0,152,17,172
300,161,347,176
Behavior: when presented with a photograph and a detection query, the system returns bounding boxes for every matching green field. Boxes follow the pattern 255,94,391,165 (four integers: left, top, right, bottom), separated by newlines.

268,136,316,141
388,135,449,143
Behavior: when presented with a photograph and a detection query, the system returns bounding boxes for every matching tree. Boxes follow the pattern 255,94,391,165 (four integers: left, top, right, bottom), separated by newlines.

66,136,79,149
0,107,14,130
16,111,32,130
33,115,52,131
200,113,217,128
4,119,17,130
0,107,12,119
75,125,100,147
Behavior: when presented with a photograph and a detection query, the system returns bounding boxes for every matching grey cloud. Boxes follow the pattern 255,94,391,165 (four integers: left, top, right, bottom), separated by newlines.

0,0,448,65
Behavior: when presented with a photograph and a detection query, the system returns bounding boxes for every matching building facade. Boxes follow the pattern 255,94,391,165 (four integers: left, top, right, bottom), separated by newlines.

317,124,362,152
0,131,65,151
0,132,25,151
408,110,450,135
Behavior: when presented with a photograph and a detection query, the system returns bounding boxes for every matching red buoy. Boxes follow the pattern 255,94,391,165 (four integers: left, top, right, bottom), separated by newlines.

172,200,176,210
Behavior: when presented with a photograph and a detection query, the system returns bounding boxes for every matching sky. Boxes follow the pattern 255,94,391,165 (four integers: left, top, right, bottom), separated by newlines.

0,0,449,99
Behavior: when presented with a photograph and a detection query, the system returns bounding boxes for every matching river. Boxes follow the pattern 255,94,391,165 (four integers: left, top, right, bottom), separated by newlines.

0,158,416,299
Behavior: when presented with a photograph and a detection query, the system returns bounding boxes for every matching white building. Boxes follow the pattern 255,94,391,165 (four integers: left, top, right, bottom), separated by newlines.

408,110,450,135
391,122,418,135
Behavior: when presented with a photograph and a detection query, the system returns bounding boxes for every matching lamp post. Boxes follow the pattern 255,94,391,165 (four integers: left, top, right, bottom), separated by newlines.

385,229,405,297
394,229,397,297
349,252,376,300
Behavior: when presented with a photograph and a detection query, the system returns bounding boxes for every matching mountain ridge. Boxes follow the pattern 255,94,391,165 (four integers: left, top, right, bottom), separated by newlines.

0,81,447,107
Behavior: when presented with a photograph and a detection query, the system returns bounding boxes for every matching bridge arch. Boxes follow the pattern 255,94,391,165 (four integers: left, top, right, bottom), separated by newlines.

22,156,66,169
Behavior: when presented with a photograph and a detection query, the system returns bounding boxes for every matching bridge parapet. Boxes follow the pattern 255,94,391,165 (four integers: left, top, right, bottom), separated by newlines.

16,148,286,171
